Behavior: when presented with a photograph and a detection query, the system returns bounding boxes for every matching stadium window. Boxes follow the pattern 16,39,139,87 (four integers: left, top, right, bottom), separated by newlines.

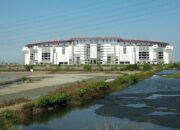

123,46,126,54
30,53,34,60
62,46,65,54
158,52,163,59
139,52,149,60
42,53,50,60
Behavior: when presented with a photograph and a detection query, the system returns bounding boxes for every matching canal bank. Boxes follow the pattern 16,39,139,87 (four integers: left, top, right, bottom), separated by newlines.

12,70,180,130
0,72,124,105
0,68,158,130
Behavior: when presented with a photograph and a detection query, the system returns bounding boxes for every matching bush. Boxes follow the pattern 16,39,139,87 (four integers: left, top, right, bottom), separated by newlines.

21,102,35,115
83,65,92,71
21,77,28,82
111,65,117,71
91,81,109,90
36,93,70,108
124,64,140,71
97,64,103,71
167,63,180,70
129,74,139,83
118,74,139,84
1,110,20,123
24,65,34,71
143,64,152,71
78,88,87,97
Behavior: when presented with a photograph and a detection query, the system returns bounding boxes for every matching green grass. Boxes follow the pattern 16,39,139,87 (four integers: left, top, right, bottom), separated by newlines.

78,88,88,97
143,64,152,71
0,110,22,130
83,64,92,71
36,93,70,108
122,64,140,71
162,73,180,78
24,65,34,71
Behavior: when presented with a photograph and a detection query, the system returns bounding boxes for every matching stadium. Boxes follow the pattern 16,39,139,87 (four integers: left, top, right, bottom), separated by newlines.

22,37,173,65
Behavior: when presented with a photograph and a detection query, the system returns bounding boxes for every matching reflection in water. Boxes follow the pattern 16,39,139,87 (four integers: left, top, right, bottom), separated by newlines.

120,103,147,108
13,70,180,130
146,94,180,100
95,71,180,129
148,111,176,116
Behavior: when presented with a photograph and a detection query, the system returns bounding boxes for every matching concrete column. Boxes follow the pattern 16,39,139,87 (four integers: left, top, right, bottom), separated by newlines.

72,42,74,64
114,42,116,64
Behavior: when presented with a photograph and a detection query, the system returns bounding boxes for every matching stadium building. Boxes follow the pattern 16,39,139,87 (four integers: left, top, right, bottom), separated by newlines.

22,37,173,65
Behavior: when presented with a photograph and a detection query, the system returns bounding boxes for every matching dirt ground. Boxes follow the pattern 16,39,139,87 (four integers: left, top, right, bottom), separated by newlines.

0,71,136,104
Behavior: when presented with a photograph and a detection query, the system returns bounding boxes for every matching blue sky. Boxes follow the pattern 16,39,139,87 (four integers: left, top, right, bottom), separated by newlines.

0,0,180,63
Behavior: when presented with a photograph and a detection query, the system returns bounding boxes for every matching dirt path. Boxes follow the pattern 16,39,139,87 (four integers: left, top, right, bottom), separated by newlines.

0,71,127,104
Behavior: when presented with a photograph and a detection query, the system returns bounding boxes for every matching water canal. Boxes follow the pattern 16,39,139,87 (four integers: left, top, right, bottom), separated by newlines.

14,70,180,130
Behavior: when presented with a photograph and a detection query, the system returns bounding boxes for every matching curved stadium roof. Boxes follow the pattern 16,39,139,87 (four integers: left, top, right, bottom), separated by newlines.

26,37,170,47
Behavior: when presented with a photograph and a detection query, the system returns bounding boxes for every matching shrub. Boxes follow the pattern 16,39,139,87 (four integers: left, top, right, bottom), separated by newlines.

24,65,34,71
124,64,140,71
166,63,180,70
97,64,103,71
83,65,92,71
91,81,109,90
21,102,35,115
129,74,139,83
78,88,87,97
118,75,131,84
143,64,152,71
0,110,20,123
36,93,70,108
21,77,28,82
111,65,117,71
66,66,70,71
118,74,139,84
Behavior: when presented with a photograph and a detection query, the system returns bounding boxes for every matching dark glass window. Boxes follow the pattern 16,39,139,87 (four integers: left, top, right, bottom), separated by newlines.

123,46,126,54
158,52,163,59
62,47,65,54
42,53,50,60
139,52,149,60
30,53,34,60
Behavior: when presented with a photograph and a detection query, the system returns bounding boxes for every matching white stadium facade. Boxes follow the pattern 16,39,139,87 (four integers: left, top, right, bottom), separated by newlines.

22,37,173,65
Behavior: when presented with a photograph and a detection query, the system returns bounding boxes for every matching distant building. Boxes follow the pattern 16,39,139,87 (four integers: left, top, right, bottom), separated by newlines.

22,37,173,65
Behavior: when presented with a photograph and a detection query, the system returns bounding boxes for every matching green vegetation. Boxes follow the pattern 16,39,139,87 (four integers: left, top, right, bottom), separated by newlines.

90,81,109,90
173,63,180,69
78,88,88,97
143,64,152,71
83,64,92,71
0,63,178,72
0,66,162,129
162,63,180,70
36,93,70,108
97,64,103,71
0,110,22,130
24,65,34,71
110,65,118,71
162,72,180,78
122,64,140,71
21,102,35,116
21,76,29,82
118,74,139,84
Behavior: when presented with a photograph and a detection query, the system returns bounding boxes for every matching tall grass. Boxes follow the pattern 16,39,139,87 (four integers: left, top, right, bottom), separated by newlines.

83,65,92,71
36,93,70,108
122,64,140,71
24,65,34,71
143,64,152,71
